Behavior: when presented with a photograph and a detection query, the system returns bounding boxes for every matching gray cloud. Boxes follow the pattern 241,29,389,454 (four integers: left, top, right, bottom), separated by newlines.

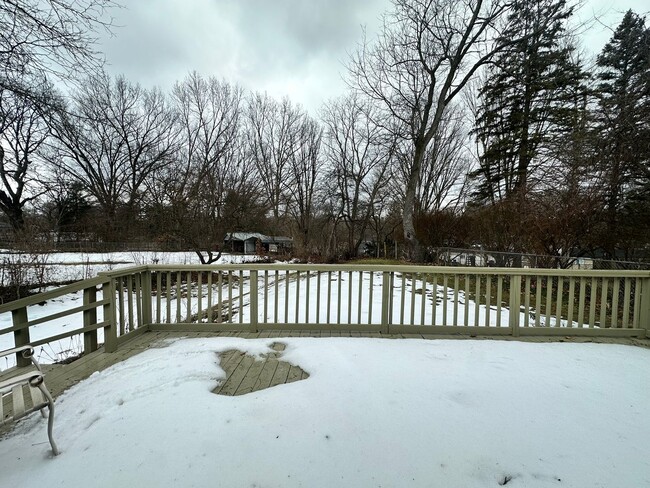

98,0,388,112
97,0,649,113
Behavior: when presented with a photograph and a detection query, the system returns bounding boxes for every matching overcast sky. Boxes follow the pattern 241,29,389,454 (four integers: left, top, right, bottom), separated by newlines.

98,0,650,114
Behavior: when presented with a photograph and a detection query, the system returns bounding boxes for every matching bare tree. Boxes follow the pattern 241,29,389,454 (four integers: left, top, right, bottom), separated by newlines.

0,87,51,231
393,105,470,214
246,94,303,227
156,73,261,263
287,115,323,253
348,0,568,259
46,73,176,239
0,0,119,100
322,94,394,258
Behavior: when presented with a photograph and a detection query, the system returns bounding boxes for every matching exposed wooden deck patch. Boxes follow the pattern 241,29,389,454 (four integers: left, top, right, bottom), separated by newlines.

212,342,309,396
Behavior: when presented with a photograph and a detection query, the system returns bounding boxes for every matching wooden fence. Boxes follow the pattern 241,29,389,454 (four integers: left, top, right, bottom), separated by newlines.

1,264,649,366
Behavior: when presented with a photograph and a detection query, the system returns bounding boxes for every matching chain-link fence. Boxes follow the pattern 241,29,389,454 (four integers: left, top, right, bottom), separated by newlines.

432,247,650,270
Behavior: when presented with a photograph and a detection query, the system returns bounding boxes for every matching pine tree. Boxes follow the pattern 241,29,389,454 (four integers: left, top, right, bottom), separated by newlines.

593,10,650,258
471,0,586,204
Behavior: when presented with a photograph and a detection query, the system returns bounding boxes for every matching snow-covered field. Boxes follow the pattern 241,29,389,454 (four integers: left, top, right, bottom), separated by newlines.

1,338,648,487
0,250,256,284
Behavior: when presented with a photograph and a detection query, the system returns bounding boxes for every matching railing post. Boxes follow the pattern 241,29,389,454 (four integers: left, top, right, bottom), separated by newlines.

250,270,259,332
381,271,392,334
509,274,522,337
12,306,30,367
141,269,153,327
103,278,118,353
640,277,650,337
83,285,98,354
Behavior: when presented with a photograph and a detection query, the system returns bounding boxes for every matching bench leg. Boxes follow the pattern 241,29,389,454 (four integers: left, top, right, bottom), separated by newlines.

37,384,60,456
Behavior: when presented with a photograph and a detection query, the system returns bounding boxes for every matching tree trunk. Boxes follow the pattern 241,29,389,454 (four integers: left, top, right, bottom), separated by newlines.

402,144,425,261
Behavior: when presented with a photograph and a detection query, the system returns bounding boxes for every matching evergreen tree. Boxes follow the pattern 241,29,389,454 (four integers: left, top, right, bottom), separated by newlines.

471,0,586,204
593,10,650,258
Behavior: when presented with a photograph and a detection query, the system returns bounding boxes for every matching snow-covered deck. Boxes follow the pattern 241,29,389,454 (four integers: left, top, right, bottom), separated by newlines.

3,329,648,408
1,332,649,487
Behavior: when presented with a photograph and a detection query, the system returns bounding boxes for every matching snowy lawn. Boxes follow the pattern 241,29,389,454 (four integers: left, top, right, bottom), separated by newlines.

1,338,649,487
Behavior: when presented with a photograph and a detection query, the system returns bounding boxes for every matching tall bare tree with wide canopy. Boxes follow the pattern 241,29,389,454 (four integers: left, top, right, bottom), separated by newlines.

348,0,570,260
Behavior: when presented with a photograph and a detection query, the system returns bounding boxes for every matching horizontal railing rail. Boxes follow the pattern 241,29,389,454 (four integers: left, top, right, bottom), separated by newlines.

2,264,649,368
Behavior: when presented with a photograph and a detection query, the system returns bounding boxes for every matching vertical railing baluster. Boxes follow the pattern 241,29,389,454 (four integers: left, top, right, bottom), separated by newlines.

238,270,244,324
207,270,213,322
165,271,172,324
165,272,171,323
83,285,98,353
453,275,459,326
12,307,30,367
381,271,391,334
432,273,437,326
442,274,448,326
566,276,576,327
463,274,470,327
534,275,542,326
524,276,531,328
142,270,152,327
400,273,406,325
622,278,631,328
327,271,332,325
544,276,552,327
588,277,597,328
218,272,223,323
127,275,134,332
632,277,641,329
306,270,311,324
599,278,608,328
611,278,620,328
485,275,491,327
186,271,193,323
357,271,363,325
555,277,564,327
347,270,353,325
250,270,258,332
227,271,233,323
577,278,586,328
264,270,269,325
337,271,342,325
156,271,162,324
316,271,321,325
274,270,279,324
104,279,117,353
474,274,480,327
496,275,503,327
175,271,182,324
409,273,416,326
284,270,290,324
420,274,427,326
135,272,142,328
295,271,301,325
197,271,203,323
567,277,575,327
509,275,522,336
118,277,125,335
368,271,374,325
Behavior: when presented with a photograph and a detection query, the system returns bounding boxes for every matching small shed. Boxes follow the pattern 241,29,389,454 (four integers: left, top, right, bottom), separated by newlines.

224,232,293,254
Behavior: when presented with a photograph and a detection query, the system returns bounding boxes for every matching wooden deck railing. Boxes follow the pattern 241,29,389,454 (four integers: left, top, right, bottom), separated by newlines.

1,264,649,366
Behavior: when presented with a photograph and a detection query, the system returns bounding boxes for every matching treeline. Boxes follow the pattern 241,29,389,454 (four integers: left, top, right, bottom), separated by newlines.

0,1,648,262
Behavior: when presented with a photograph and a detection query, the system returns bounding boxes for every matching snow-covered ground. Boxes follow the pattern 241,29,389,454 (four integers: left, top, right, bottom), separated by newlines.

1,338,648,487
0,250,257,284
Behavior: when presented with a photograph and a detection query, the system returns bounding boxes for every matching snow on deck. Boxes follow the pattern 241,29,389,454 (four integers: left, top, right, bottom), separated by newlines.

0,336,648,487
